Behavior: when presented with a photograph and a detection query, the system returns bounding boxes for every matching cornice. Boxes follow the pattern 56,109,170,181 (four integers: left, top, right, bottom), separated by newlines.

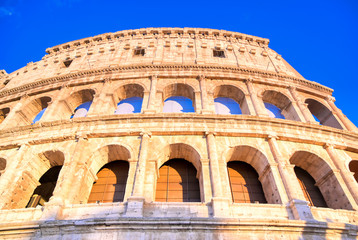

45,27,270,55
0,64,333,101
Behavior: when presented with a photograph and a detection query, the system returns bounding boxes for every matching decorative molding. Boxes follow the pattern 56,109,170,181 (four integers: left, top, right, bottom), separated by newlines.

0,64,333,103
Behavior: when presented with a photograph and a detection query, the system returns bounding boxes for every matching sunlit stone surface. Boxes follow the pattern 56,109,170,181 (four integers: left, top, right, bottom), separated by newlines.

0,28,357,240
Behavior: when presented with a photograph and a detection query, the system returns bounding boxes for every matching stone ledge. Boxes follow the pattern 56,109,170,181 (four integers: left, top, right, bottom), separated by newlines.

0,114,356,151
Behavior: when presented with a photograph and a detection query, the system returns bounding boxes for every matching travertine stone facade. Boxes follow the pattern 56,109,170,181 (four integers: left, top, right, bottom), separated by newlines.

0,28,358,239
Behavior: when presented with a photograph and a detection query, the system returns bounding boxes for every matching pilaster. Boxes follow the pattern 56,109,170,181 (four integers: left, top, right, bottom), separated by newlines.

324,143,358,206
267,135,314,220
245,78,269,117
325,96,357,132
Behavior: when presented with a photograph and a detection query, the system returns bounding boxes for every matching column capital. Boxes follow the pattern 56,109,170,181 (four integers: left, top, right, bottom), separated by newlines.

198,75,205,81
288,86,297,91
205,131,216,137
140,131,152,138
323,143,335,150
256,91,264,98
267,134,279,141
75,133,88,141
150,75,158,80
102,77,112,84
325,96,336,102
244,77,254,83
60,83,70,90
21,93,29,100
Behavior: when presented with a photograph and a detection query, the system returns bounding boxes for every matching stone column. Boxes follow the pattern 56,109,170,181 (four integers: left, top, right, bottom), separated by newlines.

200,159,213,202
0,95,29,129
324,144,358,204
0,143,31,209
287,87,314,123
48,135,91,206
194,91,202,113
205,132,230,217
143,75,157,113
124,160,138,201
325,96,357,132
245,78,268,117
40,85,71,121
141,91,150,113
267,135,314,220
87,79,115,116
199,75,212,114
126,131,151,217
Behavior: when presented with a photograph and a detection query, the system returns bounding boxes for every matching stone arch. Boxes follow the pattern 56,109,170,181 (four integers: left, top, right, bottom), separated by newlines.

224,145,281,204
13,96,51,126
305,98,343,129
114,83,145,114
262,90,300,121
88,144,132,175
213,85,249,115
290,151,353,210
86,144,132,203
156,143,201,172
11,150,66,209
154,143,203,202
62,89,96,119
162,83,196,113
0,107,10,124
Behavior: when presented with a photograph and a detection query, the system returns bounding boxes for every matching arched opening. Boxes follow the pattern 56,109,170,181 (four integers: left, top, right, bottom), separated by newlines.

163,83,195,113
88,160,129,203
305,99,343,129
0,158,6,176
225,145,281,204
227,161,266,203
294,166,327,207
163,96,194,113
0,107,10,124
214,97,241,115
213,85,248,115
71,101,92,118
115,97,143,114
13,96,51,126
290,151,353,210
264,103,285,119
63,89,95,119
262,90,300,121
26,166,62,207
114,84,144,114
156,158,200,202
349,160,358,183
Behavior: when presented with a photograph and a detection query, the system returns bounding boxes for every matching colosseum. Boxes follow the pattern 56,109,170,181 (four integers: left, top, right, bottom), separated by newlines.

0,27,357,239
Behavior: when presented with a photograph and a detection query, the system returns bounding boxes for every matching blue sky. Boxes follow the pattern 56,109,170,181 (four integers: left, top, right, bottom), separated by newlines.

1,0,357,125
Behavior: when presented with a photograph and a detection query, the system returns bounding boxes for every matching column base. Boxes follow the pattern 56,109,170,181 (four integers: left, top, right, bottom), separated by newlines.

211,197,231,218
41,205,64,221
289,199,314,221
201,109,214,114
125,196,146,217
143,109,157,114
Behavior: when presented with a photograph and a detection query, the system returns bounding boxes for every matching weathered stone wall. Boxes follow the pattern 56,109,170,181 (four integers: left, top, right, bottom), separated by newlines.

0,28,357,239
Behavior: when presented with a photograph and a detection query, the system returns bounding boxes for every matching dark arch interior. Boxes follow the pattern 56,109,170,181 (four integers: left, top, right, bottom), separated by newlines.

88,160,129,203
227,161,267,203
156,158,200,202
294,166,327,208
349,160,358,183
26,166,62,208
0,107,10,123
